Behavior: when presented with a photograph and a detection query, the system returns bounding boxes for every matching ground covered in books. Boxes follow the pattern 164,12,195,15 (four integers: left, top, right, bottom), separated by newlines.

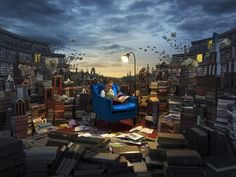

2,112,236,177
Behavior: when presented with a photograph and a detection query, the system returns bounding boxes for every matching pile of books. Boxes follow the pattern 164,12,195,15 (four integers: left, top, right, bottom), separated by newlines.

149,82,158,98
0,138,26,177
227,104,236,139
139,83,149,96
205,77,218,127
215,99,234,131
0,96,13,132
64,102,73,119
158,81,168,114
158,81,168,100
168,77,179,95
12,114,28,138
78,93,89,111
25,146,58,177
31,104,46,122
157,132,187,148
168,96,182,120
139,96,148,118
195,86,206,104
180,106,196,133
179,96,196,133
164,150,203,177
110,144,142,162
47,141,138,177
46,101,65,125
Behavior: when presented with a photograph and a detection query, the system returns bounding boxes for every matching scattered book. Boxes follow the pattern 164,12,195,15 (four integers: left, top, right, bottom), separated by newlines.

203,154,236,172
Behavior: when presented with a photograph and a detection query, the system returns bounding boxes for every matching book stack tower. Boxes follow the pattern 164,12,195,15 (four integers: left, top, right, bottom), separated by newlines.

64,101,73,119
227,104,236,139
147,82,159,127
30,104,47,134
158,81,168,114
168,96,182,120
180,96,196,133
12,98,28,138
214,99,234,132
0,138,26,177
149,82,158,99
0,95,13,136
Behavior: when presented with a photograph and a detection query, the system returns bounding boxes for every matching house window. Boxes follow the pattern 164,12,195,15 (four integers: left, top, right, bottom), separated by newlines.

197,53,203,63
34,53,41,63
208,40,213,49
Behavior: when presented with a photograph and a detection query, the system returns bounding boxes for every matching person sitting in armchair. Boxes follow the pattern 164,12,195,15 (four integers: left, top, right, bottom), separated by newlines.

100,79,128,104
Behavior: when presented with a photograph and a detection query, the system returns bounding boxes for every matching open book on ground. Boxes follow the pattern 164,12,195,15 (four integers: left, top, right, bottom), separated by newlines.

114,95,129,103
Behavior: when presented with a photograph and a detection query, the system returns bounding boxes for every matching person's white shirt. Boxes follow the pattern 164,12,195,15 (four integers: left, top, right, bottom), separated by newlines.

100,89,114,98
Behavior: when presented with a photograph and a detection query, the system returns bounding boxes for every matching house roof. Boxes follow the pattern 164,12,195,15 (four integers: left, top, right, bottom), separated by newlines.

0,28,49,46
191,27,236,44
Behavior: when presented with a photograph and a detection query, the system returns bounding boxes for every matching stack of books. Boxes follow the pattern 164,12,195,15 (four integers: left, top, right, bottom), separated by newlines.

139,96,148,118
145,141,165,177
164,150,203,177
203,154,236,174
214,99,234,132
25,146,58,177
48,142,135,177
180,96,196,133
0,138,26,177
157,132,187,148
158,81,168,100
139,83,149,96
46,101,65,125
180,106,196,133
227,104,236,139
79,93,89,111
195,76,207,125
149,82,158,98
195,86,206,104
187,127,209,156
30,104,46,122
12,114,28,138
64,102,73,119
132,161,152,177
0,78,5,91
158,81,168,114
168,77,179,95
205,77,218,127
168,96,182,120
0,96,13,132
110,144,142,162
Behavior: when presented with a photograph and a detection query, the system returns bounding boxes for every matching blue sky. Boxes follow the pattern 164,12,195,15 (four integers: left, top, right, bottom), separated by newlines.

0,0,235,77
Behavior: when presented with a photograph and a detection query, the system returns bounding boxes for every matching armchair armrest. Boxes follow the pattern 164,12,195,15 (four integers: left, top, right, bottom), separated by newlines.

93,95,113,114
127,96,138,104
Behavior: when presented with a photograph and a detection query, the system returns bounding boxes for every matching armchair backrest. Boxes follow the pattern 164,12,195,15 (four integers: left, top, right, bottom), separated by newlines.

91,83,104,97
112,84,119,96
91,83,119,97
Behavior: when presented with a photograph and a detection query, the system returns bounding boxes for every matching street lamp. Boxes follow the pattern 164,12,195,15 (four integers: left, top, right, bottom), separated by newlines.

121,52,137,96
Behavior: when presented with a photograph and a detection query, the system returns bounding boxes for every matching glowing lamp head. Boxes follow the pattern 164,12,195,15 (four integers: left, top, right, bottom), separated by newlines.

121,53,130,63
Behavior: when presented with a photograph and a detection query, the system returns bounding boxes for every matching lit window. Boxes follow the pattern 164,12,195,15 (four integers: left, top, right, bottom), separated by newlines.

34,53,41,63
208,40,213,49
197,54,203,63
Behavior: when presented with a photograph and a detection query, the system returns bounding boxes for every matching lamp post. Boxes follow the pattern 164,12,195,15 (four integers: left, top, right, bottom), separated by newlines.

121,52,137,96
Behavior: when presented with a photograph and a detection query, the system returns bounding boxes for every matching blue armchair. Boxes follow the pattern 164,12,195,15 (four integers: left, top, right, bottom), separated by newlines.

90,83,138,125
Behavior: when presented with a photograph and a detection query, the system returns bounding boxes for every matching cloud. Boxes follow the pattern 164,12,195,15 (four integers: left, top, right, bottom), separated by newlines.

127,0,156,12
0,0,235,77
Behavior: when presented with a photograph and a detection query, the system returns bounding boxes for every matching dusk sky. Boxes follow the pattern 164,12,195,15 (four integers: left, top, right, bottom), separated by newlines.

0,0,235,77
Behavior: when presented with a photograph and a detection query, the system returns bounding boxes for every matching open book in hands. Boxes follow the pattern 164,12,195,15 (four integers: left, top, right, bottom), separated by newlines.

114,95,129,103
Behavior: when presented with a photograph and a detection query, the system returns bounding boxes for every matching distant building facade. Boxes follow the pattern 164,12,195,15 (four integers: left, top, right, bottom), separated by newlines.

171,27,236,72
0,28,65,82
